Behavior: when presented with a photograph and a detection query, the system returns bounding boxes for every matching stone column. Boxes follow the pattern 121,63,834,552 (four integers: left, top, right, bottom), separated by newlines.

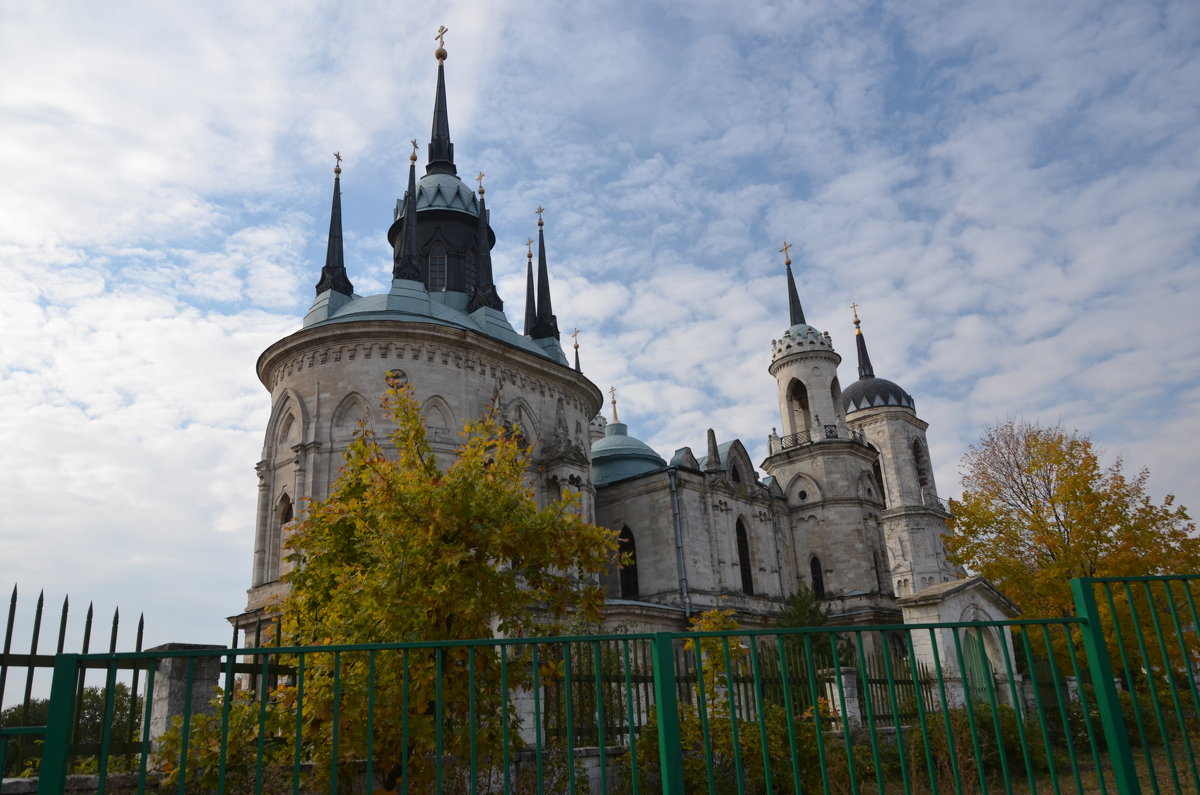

145,643,225,746
822,667,861,730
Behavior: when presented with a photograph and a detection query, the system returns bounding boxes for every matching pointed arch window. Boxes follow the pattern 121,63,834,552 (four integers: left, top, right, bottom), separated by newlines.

736,519,754,595
619,526,639,600
465,249,478,291
810,555,825,599
427,243,448,291
787,380,811,436
279,493,294,525
913,439,928,489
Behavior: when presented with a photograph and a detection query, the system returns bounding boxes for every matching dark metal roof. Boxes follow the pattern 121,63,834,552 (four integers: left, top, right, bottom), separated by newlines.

842,376,915,413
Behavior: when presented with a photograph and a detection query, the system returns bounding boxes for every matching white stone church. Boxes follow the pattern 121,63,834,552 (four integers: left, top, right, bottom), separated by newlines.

232,43,1015,645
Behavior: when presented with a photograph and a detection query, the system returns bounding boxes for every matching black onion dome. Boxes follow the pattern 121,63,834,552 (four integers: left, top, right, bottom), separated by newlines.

842,376,915,414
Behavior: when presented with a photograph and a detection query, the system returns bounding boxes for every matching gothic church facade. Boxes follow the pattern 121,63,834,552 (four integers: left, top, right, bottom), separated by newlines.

233,44,962,639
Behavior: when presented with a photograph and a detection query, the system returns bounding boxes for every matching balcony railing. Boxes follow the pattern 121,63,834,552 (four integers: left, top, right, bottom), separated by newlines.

773,425,867,452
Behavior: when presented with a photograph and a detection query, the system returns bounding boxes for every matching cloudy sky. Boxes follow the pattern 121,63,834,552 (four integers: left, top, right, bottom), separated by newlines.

1,0,1198,655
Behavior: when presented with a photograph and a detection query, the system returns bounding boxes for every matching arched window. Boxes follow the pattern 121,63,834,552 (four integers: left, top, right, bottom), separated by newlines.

464,249,477,291
619,526,639,600
872,458,887,504
731,465,742,483
874,552,886,593
830,376,842,412
736,520,754,594
427,243,448,291
913,439,928,489
787,380,811,436
279,493,293,525
810,555,825,599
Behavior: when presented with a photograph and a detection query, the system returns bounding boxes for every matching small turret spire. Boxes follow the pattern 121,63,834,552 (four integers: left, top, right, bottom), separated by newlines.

852,304,875,379
427,26,456,176
523,238,536,335
530,207,561,340
572,328,581,372
315,153,353,296
705,428,722,472
781,241,806,326
609,386,619,423
393,142,422,281
466,174,503,312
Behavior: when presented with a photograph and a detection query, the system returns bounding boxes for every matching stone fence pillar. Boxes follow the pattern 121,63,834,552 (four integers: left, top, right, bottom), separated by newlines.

144,643,225,745
821,667,861,730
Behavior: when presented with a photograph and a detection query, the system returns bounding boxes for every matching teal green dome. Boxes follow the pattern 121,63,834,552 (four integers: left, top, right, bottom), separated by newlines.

591,422,667,486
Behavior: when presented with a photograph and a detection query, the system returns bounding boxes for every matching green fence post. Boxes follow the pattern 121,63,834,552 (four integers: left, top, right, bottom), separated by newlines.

38,653,80,795
650,632,684,795
1071,578,1141,795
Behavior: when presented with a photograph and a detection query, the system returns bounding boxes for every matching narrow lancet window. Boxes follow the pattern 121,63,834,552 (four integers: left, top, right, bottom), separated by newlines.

736,519,754,594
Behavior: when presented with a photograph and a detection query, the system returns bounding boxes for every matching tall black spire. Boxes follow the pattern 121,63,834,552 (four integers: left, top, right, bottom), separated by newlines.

530,207,560,340
782,241,806,326
523,238,536,335
467,174,503,312
315,154,354,296
427,27,456,176
393,145,422,281
853,305,875,379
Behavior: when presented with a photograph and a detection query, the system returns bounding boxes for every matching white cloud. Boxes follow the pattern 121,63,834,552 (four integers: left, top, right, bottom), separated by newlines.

1,0,1198,656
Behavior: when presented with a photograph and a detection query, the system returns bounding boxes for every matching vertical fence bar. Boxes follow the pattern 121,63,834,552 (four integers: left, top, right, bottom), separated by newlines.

292,653,305,795
136,661,156,795
621,640,639,795
1121,581,1178,791
0,586,16,707
37,653,79,795
97,659,119,794
1070,578,1142,795
1161,582,1200,792
719,636,746,795
651,632,684,795
1101,582,1157,791
1141,580,1194,789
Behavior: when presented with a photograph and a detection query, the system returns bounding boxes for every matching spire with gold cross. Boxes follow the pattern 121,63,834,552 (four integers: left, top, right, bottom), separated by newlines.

316,153,354,296
782,241,806,326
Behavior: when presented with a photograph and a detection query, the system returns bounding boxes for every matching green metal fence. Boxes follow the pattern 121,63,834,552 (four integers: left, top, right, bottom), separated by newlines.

9,575,1200,793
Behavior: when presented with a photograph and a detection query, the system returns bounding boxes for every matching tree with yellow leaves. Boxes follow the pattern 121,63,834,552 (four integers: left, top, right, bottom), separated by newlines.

946,420,1199,618
276,375,617,790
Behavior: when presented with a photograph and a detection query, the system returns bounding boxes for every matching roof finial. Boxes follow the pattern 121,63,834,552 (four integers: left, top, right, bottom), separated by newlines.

572,328,581,372
780,240,792,266
609,386,619,423
851,302,862,332
536,205,545,227
434,25,448,62
476,171,485,195
409,139,418,163
333,151,342,175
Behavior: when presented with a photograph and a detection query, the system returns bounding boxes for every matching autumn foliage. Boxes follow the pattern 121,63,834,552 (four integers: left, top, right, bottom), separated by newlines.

945,419,1199,619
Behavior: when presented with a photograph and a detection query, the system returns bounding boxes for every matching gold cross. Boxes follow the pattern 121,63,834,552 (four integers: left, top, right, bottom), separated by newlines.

851,302,861,324
476,172,485,190
333,151,342,166
525,238,533,256
410,139,418,157
609,386,619,423
571,328,580,348
435,26,448,48
779,241,792,262
535,206,545,223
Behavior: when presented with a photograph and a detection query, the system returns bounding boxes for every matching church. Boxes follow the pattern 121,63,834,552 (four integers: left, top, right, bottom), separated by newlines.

232,39,1005,643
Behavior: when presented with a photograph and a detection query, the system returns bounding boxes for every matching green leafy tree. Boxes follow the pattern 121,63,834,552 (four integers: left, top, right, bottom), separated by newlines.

777,583,830,629
1,684,142,776
274,377,617,790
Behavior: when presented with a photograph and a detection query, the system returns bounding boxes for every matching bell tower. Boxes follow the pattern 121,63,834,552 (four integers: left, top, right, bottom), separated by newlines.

762,244,899,627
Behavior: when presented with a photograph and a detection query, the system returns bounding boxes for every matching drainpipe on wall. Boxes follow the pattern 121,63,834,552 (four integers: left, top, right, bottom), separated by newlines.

667,468,692,618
